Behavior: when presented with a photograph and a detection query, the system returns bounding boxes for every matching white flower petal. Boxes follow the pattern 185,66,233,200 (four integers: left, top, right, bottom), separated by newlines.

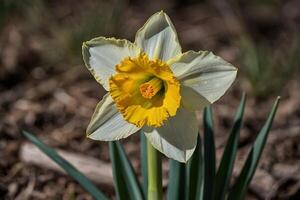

171,51,237,103
143,107,198,162
135,11,181,61
181,85,211,111
82,37,141,90
87,94,140,141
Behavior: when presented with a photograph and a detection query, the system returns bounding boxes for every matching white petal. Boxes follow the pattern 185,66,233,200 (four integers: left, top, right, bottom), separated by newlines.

180,85,211,111
171,51,237,104
87,94,140,141
143,107,198,162
135,11,181,61
82,37,141,90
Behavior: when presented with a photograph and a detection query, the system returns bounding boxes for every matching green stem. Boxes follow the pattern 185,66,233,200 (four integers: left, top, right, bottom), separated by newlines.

147,140,163,200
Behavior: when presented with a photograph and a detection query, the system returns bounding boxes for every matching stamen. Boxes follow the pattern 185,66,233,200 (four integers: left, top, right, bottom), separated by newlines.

140,77,163,99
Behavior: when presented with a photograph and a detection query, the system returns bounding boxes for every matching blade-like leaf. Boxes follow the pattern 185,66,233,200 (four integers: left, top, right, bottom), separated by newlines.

109,142,130,199
109,141,144,200
22,131,107,200
167,160,186,200
228,97,280,200
140,132,148,197
203,106,215,200
214,93,247,200
187,135,204,200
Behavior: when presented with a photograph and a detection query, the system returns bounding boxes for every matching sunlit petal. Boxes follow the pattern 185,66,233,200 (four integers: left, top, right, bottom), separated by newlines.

135,11,181,61
143,107,198,162
170,50,237,104
87,94,140,140
82,37,141,90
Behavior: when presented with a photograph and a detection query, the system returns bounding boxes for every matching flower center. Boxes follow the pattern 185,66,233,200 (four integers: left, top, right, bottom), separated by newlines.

109,53,181,127
139,77,163,99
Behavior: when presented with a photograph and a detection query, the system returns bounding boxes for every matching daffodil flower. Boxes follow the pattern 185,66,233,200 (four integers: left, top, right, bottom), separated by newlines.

82,11,237,162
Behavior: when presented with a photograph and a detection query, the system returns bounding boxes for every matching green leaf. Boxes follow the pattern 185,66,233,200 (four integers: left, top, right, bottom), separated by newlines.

167,160,186,200
203,106,216,200
140,132,148,197
187,135,204,200
228,97,280,200
214,93,247,200
22,131,107,200
109,141,144,200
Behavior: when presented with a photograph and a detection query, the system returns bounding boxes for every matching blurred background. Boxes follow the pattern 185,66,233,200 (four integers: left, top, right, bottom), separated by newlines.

0,0,299,199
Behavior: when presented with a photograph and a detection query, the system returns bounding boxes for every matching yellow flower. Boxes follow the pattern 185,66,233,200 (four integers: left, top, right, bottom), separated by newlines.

82,11,237,162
